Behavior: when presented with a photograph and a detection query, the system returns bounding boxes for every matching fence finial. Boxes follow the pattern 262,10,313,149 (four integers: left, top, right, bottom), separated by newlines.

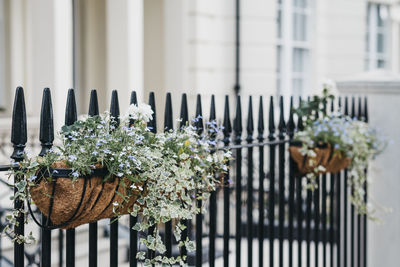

180,94,188,128
65,89,77,126
130,91,138,105
39,88,54,156
344,96,349,116
223,95,232,141
88,90,99,116
297,97,304,131
110,90,120,126
257,96,264,141
287,96,295,139
233,95,242,142
148,92,157,133
247,96,254,141
11,86,27,160
358,97,362,121
195,94,203,134
278,96,286,138
364,97,368,123
210,95,216,122
268,96,275,140
351,96,356,119
164,93,173,131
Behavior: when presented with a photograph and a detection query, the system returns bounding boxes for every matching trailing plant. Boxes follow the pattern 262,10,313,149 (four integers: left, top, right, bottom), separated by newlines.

6,103,231,266
292,87,385,218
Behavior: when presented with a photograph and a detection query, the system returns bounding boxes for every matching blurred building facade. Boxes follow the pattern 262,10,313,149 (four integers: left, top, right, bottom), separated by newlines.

0,0,399,122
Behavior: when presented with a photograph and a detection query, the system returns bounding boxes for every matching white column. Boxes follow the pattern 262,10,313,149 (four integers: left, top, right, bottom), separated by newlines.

106,0,144,112
53,0,73,130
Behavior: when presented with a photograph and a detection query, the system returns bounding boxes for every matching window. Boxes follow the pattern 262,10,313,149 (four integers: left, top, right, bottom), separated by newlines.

277,0,312,98
366,3,390,70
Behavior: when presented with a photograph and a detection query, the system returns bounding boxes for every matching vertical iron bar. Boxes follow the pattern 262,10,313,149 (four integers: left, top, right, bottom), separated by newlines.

147,92,157,263
306,187,312,267
223,96,232,267
164,93,173,258
179,94,189,260
322,174,327,267
287,97,295,267
337,172,342,267
257,96,265,267
110,90,120,267
343,96,349,267
363,97,368,267
357,98,362,267
209,95,217,267
11,87,27,267
247,96,254,267
268,96,276,267
314,176,320,267
297,97,304,267
234,95,243,267
39,88,54,267
195,95,204,267
129,91,138,267
65,89,78,267
351,96,356,267
330,174,335,267
88,89,99,267
278,96,286,267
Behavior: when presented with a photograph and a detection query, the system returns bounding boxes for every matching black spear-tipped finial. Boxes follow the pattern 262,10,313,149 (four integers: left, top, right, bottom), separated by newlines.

233,95,242,144
223,95,232,143
268,96,276,140
278,96,286,139
110,90,120,127
164,93,173,131
147,92,157,133
11,87,27,160
287,96,295,139
65,89,77,126
39,88,54,156
257,96,264,141
180,94,189,128
246,96,254,143
88,89,99,116
195,94,203,134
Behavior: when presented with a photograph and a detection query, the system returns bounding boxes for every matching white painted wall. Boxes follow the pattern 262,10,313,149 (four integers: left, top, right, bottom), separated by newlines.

337,71,400,267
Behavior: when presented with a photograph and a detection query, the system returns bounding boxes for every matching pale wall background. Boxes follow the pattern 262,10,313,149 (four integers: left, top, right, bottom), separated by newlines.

0,0,400,266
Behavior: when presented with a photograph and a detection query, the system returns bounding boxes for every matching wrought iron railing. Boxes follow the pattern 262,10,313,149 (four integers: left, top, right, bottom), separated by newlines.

0,87,368,267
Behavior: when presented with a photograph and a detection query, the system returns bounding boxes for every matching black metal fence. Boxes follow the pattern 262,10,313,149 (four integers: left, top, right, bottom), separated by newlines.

0,87,368,267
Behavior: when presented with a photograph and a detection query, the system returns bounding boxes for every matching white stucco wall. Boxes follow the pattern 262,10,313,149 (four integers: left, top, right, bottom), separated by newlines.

337,71,400,267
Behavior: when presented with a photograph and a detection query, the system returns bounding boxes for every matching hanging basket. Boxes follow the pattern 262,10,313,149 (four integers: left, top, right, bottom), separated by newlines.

28,161,144,229
289,142,352,175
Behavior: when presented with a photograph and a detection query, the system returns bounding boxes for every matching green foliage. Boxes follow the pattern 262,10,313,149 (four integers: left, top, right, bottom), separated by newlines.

293,89,386,218
6,104,231,266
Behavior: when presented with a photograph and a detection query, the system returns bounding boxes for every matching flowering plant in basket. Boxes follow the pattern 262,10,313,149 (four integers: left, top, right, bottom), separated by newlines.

290,87,385,216
6,103,232,266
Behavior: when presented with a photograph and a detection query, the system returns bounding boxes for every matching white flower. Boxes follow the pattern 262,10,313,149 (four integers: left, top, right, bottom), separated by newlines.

122,103,154,123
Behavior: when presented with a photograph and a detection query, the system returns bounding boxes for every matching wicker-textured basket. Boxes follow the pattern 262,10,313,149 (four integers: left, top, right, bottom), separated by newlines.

29,161,144,229
289,143,351,175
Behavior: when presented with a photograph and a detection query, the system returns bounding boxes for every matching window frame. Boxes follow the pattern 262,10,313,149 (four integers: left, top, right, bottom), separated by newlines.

366,2,391,71
277,0,313,99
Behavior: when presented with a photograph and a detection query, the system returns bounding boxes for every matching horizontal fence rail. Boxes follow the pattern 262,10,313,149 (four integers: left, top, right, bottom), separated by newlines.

0,87,369,267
